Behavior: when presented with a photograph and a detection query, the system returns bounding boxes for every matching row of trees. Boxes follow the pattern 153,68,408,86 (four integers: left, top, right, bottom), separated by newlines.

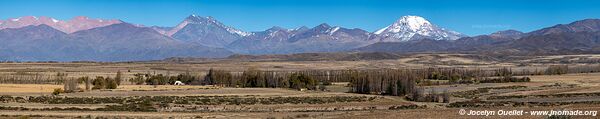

543,64,600,75
345,67,529,102
344,69,456,102
59,71,123,94
544,65,569,75
128,68,322,90
202,68,320,90
515,65,600,76
120,67,529,92
49,64,600,95
347,69,418,96
3,64,600,85
128,71,200,85
0,72,67,84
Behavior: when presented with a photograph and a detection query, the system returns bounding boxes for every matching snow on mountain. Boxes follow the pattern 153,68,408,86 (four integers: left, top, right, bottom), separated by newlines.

326,26,341,35
263,26,297,41
243,26,307,41
0,16,122,33
226,23,374,54
169,15,253,48
374,15,465,42
165,15,251,37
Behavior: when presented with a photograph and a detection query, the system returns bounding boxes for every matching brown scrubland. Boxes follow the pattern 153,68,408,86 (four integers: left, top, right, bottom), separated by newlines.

2,54,600,118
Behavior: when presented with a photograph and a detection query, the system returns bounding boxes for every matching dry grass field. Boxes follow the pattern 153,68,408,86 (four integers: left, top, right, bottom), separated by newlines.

2,54,600,118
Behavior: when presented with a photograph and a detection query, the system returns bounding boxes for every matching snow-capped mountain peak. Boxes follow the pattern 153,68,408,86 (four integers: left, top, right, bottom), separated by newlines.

162,15,253,36
375,15,432,34
374,15,465,42
166,15,254,48
184,15,252,36
0,16,122,33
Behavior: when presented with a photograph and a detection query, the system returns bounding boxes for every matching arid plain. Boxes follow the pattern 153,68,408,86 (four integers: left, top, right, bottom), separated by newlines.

1,53,600,119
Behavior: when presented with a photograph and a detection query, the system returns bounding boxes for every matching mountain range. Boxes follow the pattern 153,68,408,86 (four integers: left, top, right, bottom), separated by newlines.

0,16,122,33
357,19,600,56
1,15,600,61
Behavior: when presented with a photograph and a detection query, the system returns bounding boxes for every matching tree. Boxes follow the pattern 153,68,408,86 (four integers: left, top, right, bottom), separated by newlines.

145,74,168,85
106,77,118,89
176,71,197,84
63,78,79,93
92,76,106,89
129,73,146,85
115,70,122,85
242,68,263,87
54,72,68,85
205,69,216,85
80,76,91,91
204,69,232,86
288,73,316,90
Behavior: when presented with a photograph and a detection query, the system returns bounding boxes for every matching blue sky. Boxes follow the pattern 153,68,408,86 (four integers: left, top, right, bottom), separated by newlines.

1,0,600,36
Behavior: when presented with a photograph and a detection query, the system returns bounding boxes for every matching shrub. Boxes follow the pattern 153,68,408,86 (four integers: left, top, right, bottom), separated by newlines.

479,77,530,83
318,83,327,91
129,73,146,85
92,76,106,89
106,77,118,89
18,115,29,119
145,74,170,85
321,80,332,85
174,71,198,84
52,88,64,95
92,76,118,90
